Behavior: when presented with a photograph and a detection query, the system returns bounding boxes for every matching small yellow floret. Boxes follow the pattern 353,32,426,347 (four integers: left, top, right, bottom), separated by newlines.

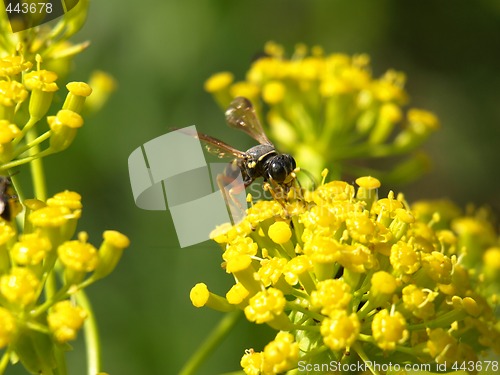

29,206,73,227
462,297,481,317
395,208,415,223
47,300,87,342
372,309,409,351
58,240,99,272
0,120,20,144
47,191,82,210
226,254,252,273
0,267,40,306
190,283,209,307
268,221,292,244
371,271,397,295
11,232,52,265
66,82,92,97
0,81,28,106
262,332,299,374
320,310,360,351
408,109,440,131
0,221,16,245
0,55,32,76
262,81,286,104
48,109,83,130
484,247,500,269
226,283,249,305
0,307,16,348
103,230,130,249
241,349,263,375
204,72,234,93
356,176,381,189
311,279,351,315
244,288,286,324
24,70,58,92
380,103,402,123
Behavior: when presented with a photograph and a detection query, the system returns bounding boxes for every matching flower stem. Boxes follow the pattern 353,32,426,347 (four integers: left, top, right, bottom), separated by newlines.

76,289,102,375
12,130,52,159
0,351,9,375
179,311,242,375
26,128,47,201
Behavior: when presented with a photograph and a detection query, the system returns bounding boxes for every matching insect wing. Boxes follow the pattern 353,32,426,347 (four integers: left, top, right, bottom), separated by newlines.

195,132,247,160
225,97,273,146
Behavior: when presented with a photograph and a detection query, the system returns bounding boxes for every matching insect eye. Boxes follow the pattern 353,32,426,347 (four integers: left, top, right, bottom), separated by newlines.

269,161,287,182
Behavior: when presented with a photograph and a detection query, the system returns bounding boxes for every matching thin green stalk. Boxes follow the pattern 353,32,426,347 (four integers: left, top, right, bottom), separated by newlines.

0,148,54,171
12,130,52,159
53,346,68,375
179,311,242,375
0,351,10,375
352,342,380,375
76,289,102,375
26,128,47,201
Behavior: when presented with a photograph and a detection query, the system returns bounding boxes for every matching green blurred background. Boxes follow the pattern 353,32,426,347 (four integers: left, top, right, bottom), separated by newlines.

11,0,500,374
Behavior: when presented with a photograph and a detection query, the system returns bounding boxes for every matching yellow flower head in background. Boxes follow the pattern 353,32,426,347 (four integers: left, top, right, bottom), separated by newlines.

206,42,440,185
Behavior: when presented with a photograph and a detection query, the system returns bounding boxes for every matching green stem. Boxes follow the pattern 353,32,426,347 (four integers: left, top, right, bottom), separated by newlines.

0,148,55,171
53,346,68,375
76,290,102,375
12,117,38,147
8,172,25,204
352,342,380,375
179,311,242,375
0,350,10,375
9,171,26,230
26,128,47,201
12,130,52,159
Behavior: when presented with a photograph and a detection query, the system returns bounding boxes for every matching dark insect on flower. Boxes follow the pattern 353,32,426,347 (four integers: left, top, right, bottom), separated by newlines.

0,176,19,221
195,97,297,200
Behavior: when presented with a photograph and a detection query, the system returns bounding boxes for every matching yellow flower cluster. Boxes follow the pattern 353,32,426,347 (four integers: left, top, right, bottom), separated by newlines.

205,42,439,184
0,4,125,374
0,191,129,372
0,52,91,171
191,176,500,374
0,2,116,173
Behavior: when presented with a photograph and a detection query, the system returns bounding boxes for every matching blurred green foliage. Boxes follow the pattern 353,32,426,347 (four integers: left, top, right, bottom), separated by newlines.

8,0,499,374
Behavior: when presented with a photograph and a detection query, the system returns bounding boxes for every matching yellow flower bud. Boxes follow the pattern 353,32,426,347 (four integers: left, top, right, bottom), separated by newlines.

25,69,59,120
11,231,52,266
47,300,87,343
92,230,130,280
0,56,32,77
262,81,286,104
189,283,235,312
47,190,82,210
48,109,84,152
29,206,73,228
0,80,28,120
85,70,116,113
268,221,292,244
63,82,92,114
320,310,360,351
262,332,299,374
58,237,99,272
372,309,409,351
226,282,250,306
204,72,234,93
0,307,16,348
0,267,40,307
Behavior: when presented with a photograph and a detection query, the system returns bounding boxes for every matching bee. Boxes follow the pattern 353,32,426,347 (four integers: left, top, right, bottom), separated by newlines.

0,176,19,221
195,97,297,201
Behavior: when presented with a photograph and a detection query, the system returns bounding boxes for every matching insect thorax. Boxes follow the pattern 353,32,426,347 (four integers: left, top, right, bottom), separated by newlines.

245,144,277,180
